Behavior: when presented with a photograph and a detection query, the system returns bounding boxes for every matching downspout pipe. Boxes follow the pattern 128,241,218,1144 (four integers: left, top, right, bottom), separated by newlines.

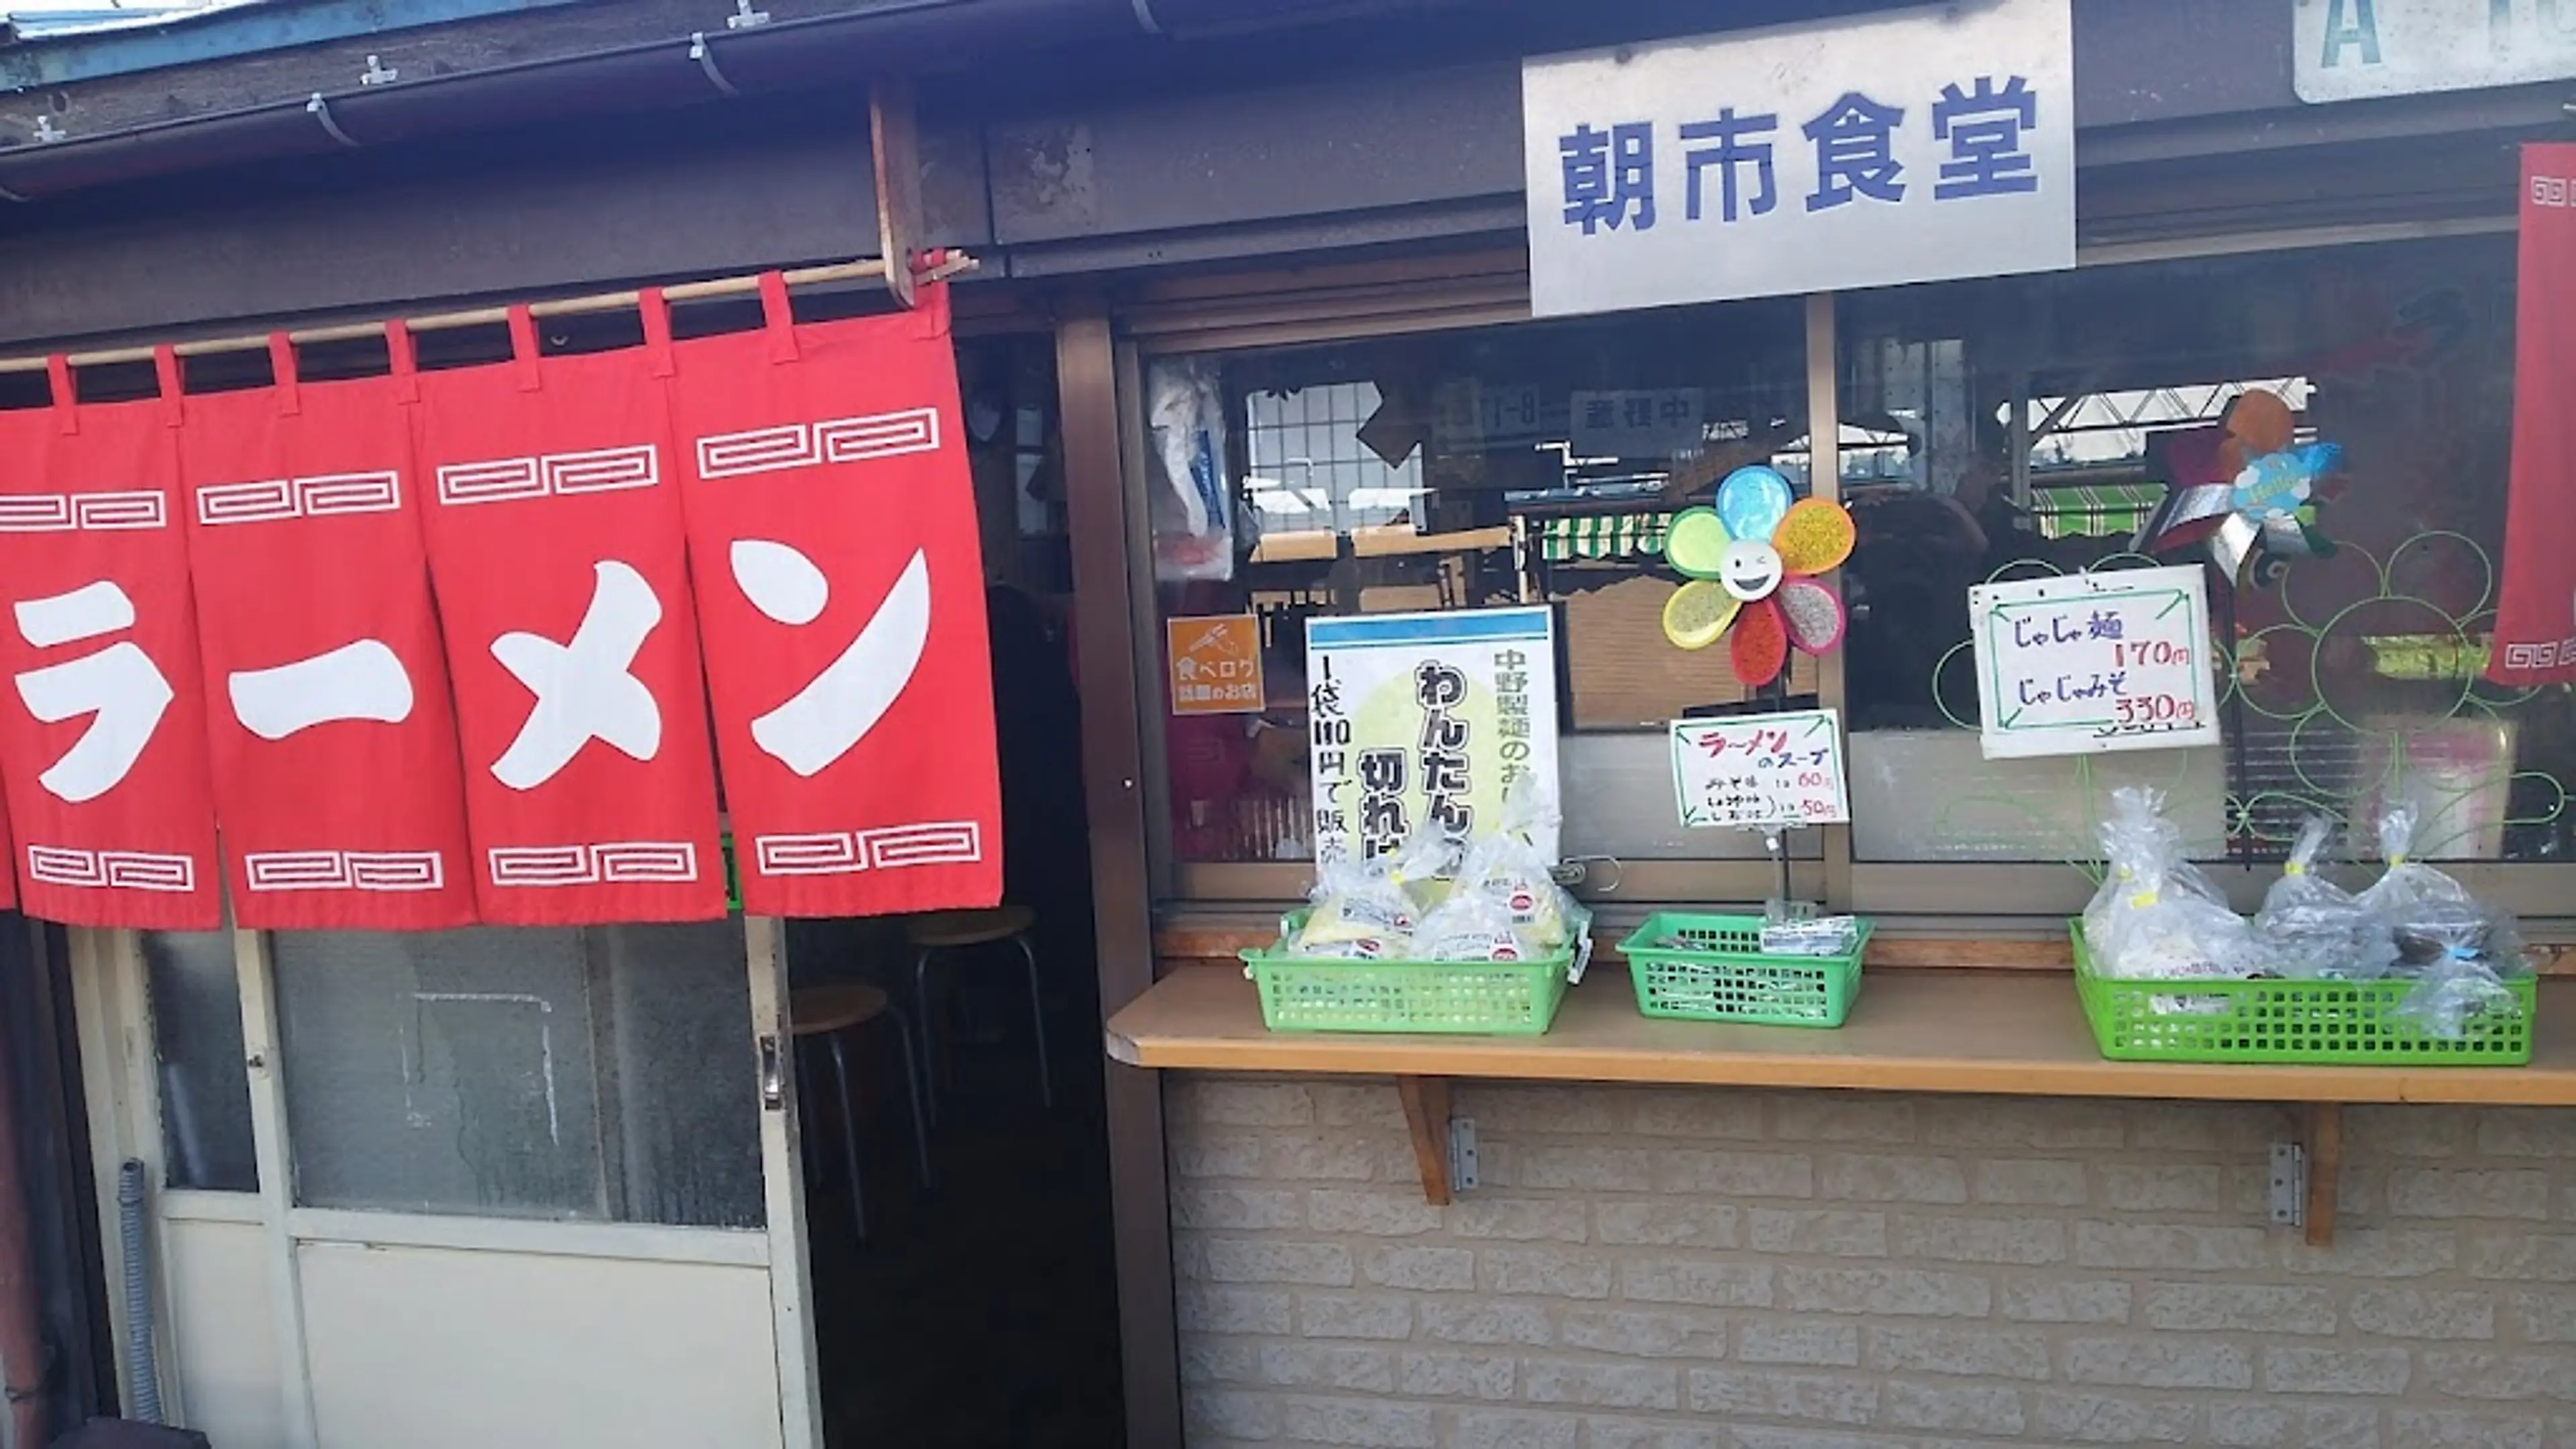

115,1162,159,1426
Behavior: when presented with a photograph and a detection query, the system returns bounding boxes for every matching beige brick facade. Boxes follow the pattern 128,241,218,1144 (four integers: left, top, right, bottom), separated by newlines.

1166,1077,2576,1448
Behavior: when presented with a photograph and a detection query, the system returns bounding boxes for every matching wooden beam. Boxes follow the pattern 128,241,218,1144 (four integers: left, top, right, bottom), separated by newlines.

869,77,922,309
2304,1102,2343,1248
0,258,891,374
1396,1076,1454,1207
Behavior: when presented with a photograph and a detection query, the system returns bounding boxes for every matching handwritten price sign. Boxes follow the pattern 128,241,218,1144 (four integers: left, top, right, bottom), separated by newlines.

1670,708,1852,829
1969,565,2220,760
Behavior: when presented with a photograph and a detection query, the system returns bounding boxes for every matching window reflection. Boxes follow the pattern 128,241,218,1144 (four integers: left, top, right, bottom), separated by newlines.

1841,236,2570,863
1148,301,1813,865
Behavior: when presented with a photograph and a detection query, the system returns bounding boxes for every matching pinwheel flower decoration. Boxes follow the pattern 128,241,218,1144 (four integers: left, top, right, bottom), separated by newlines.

2143,388,2343,588
1658,466,1857,688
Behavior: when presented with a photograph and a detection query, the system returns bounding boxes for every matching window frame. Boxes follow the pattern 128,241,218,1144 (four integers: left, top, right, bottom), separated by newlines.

1120,219,2573,940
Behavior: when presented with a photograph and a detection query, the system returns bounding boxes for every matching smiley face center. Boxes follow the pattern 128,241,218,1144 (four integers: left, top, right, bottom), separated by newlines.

1719,539,1784,601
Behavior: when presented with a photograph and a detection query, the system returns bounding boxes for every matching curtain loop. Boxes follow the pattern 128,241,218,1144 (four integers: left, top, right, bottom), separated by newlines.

506,305,543,392
641,286,677,379
268,333,302,417
757,271,799,364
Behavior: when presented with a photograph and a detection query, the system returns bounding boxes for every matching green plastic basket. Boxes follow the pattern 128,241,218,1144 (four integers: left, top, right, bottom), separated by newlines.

2070,924,2535,1065
1615,912,1871,1028
1242,907,1592,1035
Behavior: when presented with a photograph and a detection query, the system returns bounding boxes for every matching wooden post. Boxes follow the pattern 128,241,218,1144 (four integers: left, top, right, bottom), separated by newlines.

1396,1076,1454,1205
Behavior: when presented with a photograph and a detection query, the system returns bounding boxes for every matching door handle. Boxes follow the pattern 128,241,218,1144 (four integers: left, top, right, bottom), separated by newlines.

758,1034,786,1111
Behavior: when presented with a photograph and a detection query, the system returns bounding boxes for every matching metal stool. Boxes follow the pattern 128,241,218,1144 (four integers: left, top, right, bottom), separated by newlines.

906,904,1050,1120
788,982,930,1242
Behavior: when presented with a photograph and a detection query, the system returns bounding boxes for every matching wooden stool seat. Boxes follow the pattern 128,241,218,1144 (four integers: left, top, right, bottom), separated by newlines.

905,904,1036,950
905,903,1052,1116
784,979,930,1240
792,982,890,1038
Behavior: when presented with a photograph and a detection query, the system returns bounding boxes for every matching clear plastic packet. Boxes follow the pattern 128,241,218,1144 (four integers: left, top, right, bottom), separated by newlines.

2253,816,2398,981
2395,906,2528,1038
1413,885,1532,963
2082,787,2259,981
1450,777,1575,947
1290,851,1418,957
1760,914,1862,957
2355,802,2475,927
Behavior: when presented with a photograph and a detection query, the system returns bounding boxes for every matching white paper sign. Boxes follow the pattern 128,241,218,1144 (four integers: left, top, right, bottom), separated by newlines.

1571,390,1706,460
1670,708,1852,829
1968,566,2222,760
2296,0,2576,103
1521,0,2075,318
1306,606,1560,864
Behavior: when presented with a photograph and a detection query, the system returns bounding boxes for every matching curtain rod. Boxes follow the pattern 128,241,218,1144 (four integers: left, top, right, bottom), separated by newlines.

0,252,978,378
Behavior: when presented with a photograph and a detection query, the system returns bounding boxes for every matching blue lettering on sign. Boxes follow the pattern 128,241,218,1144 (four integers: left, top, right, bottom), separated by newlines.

1802,92,1906,211
1679,106,1779,223
1930,75,2039,199
2320,0,2383,68
1560,122,1657,233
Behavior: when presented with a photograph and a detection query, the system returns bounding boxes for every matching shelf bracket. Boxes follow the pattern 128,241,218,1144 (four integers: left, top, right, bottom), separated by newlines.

1395,1075,1454,1206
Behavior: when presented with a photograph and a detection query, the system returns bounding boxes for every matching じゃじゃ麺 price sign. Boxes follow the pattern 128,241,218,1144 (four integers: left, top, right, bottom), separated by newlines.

1968,565,2220,760
1669,708,1851,829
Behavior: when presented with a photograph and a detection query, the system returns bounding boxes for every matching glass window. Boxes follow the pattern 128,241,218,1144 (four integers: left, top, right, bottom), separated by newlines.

1145,299,1813,867
1840,235,2569,865
142,932,258,1193
271,921,762,1228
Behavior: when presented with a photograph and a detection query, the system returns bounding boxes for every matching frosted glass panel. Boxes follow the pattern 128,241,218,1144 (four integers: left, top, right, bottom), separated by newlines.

1850,730,2227,863
272,923,760,1228
1560,732,1809,860
143,932,258,1193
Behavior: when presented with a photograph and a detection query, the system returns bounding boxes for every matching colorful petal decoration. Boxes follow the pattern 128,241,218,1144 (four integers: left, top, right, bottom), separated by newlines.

1716,467,1793,541
1656,466,1857,688
1774,498,1856,576
1774,578,1846,655
1729,597,1789,688
1661,579,1743,652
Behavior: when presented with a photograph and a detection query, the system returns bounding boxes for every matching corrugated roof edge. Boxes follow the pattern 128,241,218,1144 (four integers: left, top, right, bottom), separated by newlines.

1,0,587,89
5,1,258,44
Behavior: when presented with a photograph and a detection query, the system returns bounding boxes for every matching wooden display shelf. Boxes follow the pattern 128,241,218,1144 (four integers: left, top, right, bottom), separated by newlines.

1106,967,2576,1237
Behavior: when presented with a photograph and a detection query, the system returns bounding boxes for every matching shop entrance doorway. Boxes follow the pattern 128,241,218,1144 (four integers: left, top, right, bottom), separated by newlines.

790,331,1127,1448
68,918,826,1449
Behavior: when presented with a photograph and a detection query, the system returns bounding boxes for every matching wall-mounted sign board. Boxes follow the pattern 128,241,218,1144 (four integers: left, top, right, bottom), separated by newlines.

1969,566,2222,760
1521,0,2074,317
2295,0,2576,103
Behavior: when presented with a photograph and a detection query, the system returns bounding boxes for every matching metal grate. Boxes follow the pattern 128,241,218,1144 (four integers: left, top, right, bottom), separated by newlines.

1244,382,1424,535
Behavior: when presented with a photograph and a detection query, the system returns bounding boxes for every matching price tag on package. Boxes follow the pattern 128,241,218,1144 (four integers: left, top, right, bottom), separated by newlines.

1969,564,2220,759
1670,708,1851,829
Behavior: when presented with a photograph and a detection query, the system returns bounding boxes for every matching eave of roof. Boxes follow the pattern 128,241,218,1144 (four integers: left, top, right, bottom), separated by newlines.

1,0,588,88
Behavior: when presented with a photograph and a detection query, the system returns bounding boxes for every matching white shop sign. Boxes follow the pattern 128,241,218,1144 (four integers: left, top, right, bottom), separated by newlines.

1968,566,2222,761
2295,0,2576,103
1670,708,1853,830
1520,0,2075,318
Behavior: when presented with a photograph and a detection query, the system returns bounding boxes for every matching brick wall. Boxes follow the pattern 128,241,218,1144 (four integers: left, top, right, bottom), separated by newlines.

1165,1077,2576,1449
